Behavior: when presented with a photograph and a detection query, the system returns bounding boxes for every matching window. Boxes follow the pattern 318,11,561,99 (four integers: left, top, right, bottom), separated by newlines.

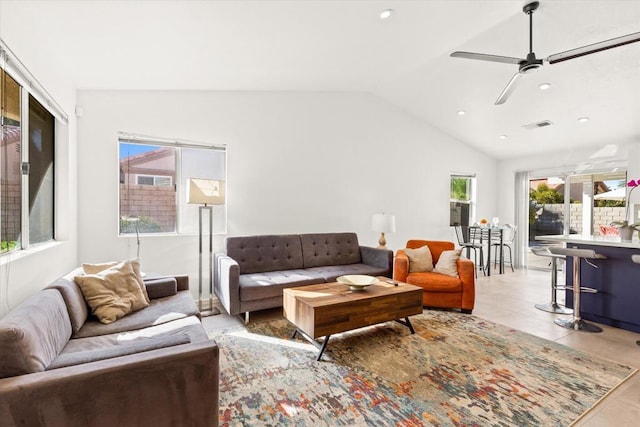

118,134,226,235
450,174,476,226
1,59,59,254
136,174,172,187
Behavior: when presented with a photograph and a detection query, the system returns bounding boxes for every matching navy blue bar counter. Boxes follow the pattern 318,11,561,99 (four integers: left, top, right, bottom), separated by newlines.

536,235,640,333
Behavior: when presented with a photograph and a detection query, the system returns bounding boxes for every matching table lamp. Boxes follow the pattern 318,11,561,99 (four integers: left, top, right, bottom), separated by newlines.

187,178,225,316
372,213,396,249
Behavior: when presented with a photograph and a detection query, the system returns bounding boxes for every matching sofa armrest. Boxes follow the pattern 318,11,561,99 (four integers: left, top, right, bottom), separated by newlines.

360,246,393,276
393,250,410,283
457,258,476,312
143,274,189,292
0,340,219,427
214,253,240,316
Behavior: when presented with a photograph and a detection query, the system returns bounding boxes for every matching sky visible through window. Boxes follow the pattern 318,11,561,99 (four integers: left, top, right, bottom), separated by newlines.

120,143,157,159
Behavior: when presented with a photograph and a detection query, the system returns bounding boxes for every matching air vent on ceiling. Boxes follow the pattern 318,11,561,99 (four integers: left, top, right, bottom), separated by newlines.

522,120,554,130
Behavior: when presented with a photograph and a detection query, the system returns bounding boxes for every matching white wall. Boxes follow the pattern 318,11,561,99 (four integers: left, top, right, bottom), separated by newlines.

76,90,498,295
0,24,79,316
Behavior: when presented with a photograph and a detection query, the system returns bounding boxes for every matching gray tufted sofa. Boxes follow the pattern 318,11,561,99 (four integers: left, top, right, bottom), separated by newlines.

214,232,393,321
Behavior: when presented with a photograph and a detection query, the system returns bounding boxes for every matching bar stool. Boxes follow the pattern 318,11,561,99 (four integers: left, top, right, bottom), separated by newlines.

549,247,607,333
531,247,572,314
633,254,640,347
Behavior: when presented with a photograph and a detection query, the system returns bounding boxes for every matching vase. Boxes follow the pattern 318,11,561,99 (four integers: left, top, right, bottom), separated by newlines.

619,226,634,241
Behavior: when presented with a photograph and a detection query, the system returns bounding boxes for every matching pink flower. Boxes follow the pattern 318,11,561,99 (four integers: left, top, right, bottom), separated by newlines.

628,179,639,188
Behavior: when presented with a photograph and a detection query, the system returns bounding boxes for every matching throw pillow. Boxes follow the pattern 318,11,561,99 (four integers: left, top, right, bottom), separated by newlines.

74,261,150,324
433,249,462,278
404,245,434,272
83,258,149,303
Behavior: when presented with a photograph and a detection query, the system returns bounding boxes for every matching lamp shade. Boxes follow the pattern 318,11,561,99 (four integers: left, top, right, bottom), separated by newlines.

372,213,396,233
187,178,225,205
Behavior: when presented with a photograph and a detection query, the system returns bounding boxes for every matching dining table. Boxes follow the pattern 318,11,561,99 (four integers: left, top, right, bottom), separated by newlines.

467,225,506,276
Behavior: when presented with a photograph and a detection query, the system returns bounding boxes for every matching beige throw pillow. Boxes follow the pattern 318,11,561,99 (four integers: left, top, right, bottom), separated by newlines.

83,258,149,303
433,249,462,278
75,260,150,324
405,246,434,273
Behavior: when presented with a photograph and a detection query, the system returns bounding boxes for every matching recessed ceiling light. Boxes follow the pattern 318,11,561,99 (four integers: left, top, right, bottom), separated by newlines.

380,9,394,20
578,117,590,123
538,82,551,90
457,110,466,116
499,134,508,140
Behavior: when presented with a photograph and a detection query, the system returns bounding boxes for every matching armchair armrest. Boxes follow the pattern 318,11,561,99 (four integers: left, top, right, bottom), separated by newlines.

457,258,476,312
0,340,219,427
214,253,240,315
393,250,410,283
360,246,393,276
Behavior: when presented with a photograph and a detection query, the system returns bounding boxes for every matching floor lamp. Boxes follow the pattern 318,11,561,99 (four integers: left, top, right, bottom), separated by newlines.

122,216,141,258
187,178,225,317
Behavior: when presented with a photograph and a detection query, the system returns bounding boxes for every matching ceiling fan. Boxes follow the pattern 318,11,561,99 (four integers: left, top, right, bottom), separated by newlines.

450,0,640,105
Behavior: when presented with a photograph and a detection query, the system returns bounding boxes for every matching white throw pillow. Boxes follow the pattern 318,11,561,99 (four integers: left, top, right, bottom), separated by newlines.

433,249,462,278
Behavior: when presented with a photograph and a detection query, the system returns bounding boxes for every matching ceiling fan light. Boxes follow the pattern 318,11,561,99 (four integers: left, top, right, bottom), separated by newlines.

538,82,551,90
380,9,394,20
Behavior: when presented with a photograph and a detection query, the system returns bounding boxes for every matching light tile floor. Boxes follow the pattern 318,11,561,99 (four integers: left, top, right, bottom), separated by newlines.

203,268,640,426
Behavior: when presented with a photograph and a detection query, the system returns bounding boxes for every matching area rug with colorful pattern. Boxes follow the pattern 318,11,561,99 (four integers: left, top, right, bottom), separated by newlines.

210,310,636,426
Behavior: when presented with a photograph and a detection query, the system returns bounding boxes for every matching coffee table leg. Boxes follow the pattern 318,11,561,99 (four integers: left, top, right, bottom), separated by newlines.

394,317,416,334
292,327,332,361
315,336,331,361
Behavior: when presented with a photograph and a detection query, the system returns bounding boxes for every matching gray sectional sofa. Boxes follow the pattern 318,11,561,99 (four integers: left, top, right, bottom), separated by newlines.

0,270,219,427
214,232,393,321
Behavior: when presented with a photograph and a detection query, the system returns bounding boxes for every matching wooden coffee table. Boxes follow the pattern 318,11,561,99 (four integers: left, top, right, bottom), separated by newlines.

283,277,423,360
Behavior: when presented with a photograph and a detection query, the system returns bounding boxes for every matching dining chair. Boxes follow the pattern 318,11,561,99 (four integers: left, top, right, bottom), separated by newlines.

454,225,485,277
492,224,517,272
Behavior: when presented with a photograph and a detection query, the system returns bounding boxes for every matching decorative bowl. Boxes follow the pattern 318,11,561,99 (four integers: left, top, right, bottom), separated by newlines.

337,275,378,291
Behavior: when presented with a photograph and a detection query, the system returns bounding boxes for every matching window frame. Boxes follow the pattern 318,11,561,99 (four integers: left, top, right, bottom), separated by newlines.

117,133,227,237
449,173,476,227
1,40,65,255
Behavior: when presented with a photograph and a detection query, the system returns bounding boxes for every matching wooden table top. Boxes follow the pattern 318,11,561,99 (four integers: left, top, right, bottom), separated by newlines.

282,278,422,308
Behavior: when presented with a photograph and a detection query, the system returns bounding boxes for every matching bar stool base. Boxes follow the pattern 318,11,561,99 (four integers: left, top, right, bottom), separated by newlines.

535,302,573,314
555,318,602,333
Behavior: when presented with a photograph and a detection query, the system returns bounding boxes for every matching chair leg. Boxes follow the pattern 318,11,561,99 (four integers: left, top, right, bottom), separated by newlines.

507,245,514,272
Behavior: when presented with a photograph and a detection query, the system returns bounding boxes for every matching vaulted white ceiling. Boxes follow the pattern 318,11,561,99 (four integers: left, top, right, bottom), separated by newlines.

2,0,639,160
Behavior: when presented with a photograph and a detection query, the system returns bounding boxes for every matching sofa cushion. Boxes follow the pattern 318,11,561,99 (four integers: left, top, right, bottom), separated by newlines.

74,260,150,324
239,270,324,302
300,233,361,268
304,263,389,283
46,276,89,334
406,272,462,292
62,316,207,355
226,234,304,274
0,289,72,378
47,334,192,370
73,290,199,338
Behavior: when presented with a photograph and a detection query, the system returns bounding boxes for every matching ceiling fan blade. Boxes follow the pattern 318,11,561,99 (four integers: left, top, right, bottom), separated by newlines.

547,32,640,64
495,72,523,105
450,51,524,65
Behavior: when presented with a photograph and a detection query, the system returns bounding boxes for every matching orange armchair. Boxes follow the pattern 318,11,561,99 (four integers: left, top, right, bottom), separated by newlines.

393,240,475,313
